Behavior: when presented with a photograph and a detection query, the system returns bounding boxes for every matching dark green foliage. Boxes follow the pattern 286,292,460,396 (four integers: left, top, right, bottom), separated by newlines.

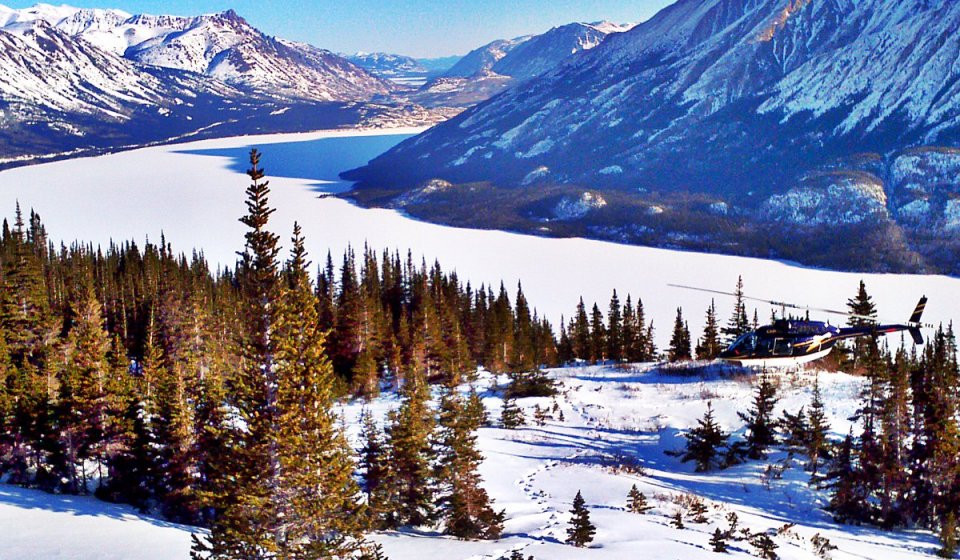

721,276,750,345
500,395,525,429
434,388,504,540
751,533,779,560
565,491,596,547
737,373,779,460
680,402,729,472
504,368,556,399
689,498,708,523
668,307,692,362
626,484,653,514
696,299,722,360
710,528,729,553
381,373,436,529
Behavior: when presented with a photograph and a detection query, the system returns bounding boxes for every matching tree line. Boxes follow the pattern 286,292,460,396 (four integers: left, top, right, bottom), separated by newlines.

0,150,552,557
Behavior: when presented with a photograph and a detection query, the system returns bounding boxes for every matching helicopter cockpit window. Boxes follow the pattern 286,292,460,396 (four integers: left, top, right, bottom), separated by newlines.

728,333,757,354
773,339,792,356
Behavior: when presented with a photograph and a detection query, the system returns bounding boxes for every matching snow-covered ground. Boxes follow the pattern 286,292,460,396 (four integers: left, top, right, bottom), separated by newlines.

0,128,957,350
1,365,940,559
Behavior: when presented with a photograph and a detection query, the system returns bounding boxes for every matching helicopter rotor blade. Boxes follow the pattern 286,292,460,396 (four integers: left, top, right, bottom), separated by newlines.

667,284,884,325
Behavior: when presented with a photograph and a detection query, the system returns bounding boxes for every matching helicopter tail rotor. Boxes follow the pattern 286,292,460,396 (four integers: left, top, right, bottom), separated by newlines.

907,296,930,345
909,296,927,325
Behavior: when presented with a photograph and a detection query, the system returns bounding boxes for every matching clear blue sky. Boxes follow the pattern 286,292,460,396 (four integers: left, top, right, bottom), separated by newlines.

3,0,675,57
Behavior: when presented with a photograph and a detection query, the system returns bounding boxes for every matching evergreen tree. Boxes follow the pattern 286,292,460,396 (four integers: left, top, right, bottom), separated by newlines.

626,484,653,514
807,375,831,481
434,389,504,540
710,528,729,553
751,533,779,560
382,370,436,529
737,373,779,460
668,308,692,362
571,298,590,362
696,300,722,360
272,223,365,557
846,280,878,370
500,394,525,429
194,148,284,559
565,491,596,547
721,276,750,344
607,290,623,362
681,402,729,472
589,304,606,363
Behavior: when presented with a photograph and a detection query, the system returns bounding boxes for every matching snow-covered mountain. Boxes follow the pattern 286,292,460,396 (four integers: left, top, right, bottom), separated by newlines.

0,4,444,164
442,35,532,78
0,5,394,102
491,21,632,82
404,21,630,108
347,52,428,77
347,0,960,274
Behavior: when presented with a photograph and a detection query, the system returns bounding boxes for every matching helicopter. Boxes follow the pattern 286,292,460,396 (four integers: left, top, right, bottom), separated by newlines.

669,284,933,369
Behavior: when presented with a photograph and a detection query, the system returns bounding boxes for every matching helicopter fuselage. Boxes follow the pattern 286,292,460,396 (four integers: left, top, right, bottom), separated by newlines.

717,319,915,368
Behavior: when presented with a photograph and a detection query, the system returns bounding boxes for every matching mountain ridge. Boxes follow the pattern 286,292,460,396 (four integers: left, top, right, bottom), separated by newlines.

345,0,960,274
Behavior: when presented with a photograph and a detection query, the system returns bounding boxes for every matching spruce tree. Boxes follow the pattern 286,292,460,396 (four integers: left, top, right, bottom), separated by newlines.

751,533,779,560
607,290,623,362
272,223,365,557
500,394,525,429
434,388,504,540
382,370,436,528
565,491,596,547
721,276,750,344
696,299,722,360
589,303,606,363
668,307,692,362
668,307,693,362
710,528,729,553
626,484,653,514
681,402,729,472
572,298,590,361
194,148,284,559
807,375,830,481
737,372,779,460
846,280,878,370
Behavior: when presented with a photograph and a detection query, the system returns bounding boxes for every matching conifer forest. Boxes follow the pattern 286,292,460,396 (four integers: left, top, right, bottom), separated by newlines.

0,150,959,559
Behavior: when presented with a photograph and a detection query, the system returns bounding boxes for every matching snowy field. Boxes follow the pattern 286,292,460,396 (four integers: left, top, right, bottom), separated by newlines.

0,128,958,349
1,365,941,559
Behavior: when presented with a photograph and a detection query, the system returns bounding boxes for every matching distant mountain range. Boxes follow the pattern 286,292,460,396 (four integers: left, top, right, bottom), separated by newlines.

346,0,960,275
0,4,437,164
402,21,632,107
345,52,460,81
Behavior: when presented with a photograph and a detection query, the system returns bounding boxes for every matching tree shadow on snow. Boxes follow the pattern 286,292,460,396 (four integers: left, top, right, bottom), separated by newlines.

0,483,197,532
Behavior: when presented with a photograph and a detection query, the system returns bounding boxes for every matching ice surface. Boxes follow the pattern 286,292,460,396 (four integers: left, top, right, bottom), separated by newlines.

0,128,957,351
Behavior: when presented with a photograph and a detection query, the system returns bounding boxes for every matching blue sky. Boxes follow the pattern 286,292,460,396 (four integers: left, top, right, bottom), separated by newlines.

4,0,675,57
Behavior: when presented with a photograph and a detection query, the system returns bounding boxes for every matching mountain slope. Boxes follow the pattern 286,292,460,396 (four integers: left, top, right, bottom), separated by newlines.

0,4,440,164
406,21,630,108
0,5,394,102
491,21,632,81
442,36,531,77
346,0,960,274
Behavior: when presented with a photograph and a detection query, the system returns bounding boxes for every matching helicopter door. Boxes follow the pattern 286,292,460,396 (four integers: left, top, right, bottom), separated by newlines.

772,338,792,356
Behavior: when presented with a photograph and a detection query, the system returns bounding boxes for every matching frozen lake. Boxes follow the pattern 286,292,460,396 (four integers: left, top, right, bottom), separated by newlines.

1,128,958,347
